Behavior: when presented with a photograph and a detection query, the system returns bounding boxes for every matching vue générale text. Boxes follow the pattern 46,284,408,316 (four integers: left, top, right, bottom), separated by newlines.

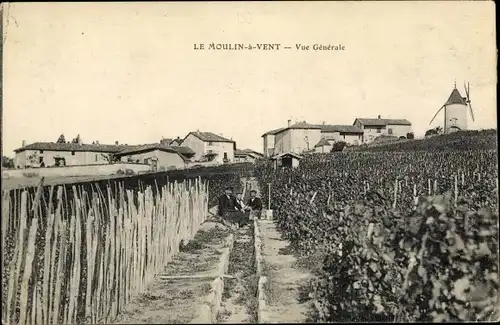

193,43,346,51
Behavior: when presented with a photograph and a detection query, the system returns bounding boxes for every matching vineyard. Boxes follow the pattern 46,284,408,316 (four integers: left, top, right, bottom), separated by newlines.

254,148,499,322
1,170,241,325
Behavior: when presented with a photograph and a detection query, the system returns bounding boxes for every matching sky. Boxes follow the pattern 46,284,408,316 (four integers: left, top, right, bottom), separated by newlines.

2,1,497,156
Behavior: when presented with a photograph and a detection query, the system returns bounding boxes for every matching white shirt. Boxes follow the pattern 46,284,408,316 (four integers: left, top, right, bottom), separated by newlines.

237,199,246,210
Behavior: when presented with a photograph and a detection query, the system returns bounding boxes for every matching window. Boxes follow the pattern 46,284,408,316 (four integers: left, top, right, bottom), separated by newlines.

224,152,228,160
71,151,75,155
208,141,213,146
388,128,393,135
343,135,346,139
95,154,98,162
144,159,148,164
376,128,381,133
40,150,44,154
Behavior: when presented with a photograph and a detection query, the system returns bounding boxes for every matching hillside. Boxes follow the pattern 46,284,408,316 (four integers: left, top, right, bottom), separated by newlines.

348,129,497,152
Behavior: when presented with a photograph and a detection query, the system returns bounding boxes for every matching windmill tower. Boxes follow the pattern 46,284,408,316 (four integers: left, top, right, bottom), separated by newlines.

429,81,475,134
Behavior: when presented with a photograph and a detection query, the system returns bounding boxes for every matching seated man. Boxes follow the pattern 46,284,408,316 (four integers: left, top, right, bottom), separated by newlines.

235,192,250,227
217,187,242,228
246,190,263,219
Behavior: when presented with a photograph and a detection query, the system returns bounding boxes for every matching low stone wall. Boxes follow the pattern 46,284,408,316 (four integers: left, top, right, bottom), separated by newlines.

254,219,269,323
1,163,151,179
193,233,234,324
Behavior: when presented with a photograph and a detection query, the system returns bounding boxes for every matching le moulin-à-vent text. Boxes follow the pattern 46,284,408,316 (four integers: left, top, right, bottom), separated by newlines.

193,43,346,51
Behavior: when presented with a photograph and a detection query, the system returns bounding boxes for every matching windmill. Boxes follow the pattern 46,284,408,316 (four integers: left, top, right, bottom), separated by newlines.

429,81,475,134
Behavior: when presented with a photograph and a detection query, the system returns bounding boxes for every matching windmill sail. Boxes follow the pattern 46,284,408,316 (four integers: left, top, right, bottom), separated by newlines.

429,105,445,125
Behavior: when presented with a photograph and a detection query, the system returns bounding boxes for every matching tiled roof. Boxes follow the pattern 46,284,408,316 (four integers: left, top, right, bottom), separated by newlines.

262,127,286,137
235,149,264,157
261,122,321,137
314,138,332,148
271,152,303,160
115,144,189,161
444,88,467,106
355,118,411,126
169,146,196,156
289,121,322,129
189,131,235,143
317,124,364,134
14,142,127,153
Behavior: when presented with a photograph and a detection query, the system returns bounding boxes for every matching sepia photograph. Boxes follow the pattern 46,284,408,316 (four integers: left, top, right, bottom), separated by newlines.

1,1,498,324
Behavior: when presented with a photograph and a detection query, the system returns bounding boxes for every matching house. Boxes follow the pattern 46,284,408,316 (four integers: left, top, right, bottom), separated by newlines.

272,121,322,156
317,124,364,145
353,115,412,143
13,140,126,168
263,120,364,156
180,131,236,164
271,152,303,169
261,127,286,157
234,149,264,163
314,138,333,153
114,144,189,171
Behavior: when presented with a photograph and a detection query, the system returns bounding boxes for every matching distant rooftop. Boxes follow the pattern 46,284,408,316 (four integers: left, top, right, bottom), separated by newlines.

354,118,411,126
187,131,235,143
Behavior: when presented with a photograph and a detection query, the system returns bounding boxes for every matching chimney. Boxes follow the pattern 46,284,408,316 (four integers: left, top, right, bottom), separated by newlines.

322,121,325,125
378,115,381,119
22,140,26,147
287,119,291,127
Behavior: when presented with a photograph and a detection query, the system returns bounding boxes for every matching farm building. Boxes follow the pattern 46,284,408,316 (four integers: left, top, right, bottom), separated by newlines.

114,144,189,171
234,149,264,163
13,139,195,169
271,152,303,169
180,131,236,164
13,140,126,168
353,115,412,144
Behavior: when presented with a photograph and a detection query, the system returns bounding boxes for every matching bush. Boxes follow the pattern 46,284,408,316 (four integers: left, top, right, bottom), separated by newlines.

406,132,415,139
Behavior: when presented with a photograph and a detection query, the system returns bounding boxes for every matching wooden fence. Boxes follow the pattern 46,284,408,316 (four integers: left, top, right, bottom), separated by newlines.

1,177,209,325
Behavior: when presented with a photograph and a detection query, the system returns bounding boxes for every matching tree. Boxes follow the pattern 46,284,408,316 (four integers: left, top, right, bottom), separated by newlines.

72,134,82,144
406,132,415,139
2,156,14,168
56,134,66,143
425,126,443,137
331,141,347,152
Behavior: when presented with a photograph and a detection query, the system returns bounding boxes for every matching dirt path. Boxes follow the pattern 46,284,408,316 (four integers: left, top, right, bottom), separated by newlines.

257,220,313,323
218,223,258,323
112,221,231,324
